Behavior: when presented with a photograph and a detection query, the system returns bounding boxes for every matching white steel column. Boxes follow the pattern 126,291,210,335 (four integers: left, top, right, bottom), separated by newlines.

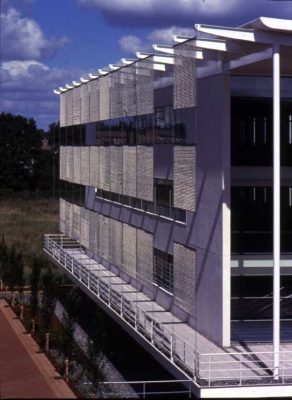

273,43,280,379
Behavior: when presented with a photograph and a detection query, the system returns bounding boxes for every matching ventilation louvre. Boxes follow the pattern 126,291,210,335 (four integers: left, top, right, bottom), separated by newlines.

137,229,153,289
137,146,153,201
174,146,196,211
122,224,137,278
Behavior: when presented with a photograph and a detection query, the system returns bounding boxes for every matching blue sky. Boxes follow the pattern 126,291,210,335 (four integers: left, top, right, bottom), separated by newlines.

1,0,292,130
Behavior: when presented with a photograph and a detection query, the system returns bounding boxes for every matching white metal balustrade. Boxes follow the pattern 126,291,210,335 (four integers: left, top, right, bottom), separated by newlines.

44,234,292,389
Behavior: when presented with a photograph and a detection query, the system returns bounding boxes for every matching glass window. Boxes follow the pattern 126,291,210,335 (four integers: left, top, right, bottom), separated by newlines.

155,106,173,144
155,178,173,218
154,248,173,293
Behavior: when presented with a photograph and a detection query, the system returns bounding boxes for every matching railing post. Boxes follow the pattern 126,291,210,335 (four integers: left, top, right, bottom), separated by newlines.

208,355,211,387
170,333,174,362
183,342,186,366
282,351,285,383
239,353,242,385
121,296,123,316
134,306,137,329
151,320,154,344
143,382,146,399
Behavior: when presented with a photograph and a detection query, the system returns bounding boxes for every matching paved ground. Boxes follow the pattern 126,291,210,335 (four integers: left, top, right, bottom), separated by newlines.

0,299,76,399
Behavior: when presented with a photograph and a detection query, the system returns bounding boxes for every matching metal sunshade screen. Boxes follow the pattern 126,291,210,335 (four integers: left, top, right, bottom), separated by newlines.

122,146,137,197
110,71,123,119
73,204,81,242
174,146,196,211
80,208,90,249
110,146,123,194
67,146,74,183
173,243,196,316
122,224,137,278
81,146,90,186
173,41,196,109
136,58,154,116
99,75,110,121
137,229,153,290
110,218,123,267
65,201,73,238
81,83,90,124
99,147,110,191
89,79,100,123
59,146,65,181
89,146,100,188
60,94,66,127
73,87,81,125
59,198,66,233
99,214,110,261
89,210,99,255
66,90,73,127
124,65,137,117
73,147,81,184
137,146,153,201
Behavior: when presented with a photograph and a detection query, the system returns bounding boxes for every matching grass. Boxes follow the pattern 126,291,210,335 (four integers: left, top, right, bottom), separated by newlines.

0,193,59,263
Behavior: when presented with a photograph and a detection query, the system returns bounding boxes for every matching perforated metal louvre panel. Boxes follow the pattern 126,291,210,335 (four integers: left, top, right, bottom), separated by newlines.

66,90,73,126
59,198,66,233
137,146,153,201
60,94,66,127
89,210,99,255
136,58,154,116
110,218,123,267
81,147,90,186
123,146,136,197
67,146,74,183
173,243,196,316
174,146,196,211
110,146,123,194
110,70,124,119
137,229,153,289
65,201,73,238
59,146,66,181
89,146,100,188
174,41,196,109
81,83,90,124
99,147,110,191
122,224,137,278
80,208,89,249
89,79,100,123
99,75,110,121
73,204,81,242
124,65,137,117
73,147,81,184
73,87,81,125
99,214,110,261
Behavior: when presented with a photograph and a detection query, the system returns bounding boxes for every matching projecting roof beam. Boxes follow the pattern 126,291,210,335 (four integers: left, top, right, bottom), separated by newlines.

195,23,292,47
59,87,68,92
65,84,73,89
136,51,152,59
172,35,192,43
153,55,174,65
121,58,137,65
109,64,121,71
53,90,61,95
98,69,109,75
88,73,99,79
72,80,81,86
80,77,89,83
152,44,174,55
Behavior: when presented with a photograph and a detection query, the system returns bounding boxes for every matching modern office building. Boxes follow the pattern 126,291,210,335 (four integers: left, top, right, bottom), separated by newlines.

44,17,292,398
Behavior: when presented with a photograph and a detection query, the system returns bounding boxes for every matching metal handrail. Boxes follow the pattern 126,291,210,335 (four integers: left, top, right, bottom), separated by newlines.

44,234,292,389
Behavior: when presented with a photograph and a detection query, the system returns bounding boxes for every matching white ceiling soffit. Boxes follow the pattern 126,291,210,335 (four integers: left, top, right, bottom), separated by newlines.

195,19,292,46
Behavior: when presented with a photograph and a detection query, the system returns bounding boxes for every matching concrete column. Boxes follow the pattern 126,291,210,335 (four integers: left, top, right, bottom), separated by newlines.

273,43,281,379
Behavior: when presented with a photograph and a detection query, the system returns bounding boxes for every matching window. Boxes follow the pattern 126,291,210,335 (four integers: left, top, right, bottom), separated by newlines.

155,178,173,218
154,248,173,293
155,106,173,144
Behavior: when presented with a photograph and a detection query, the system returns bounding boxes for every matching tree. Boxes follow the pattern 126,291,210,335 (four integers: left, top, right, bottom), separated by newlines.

30,257,42,318
0,235,8,286
0,113,43,191
61,287,81,357
41,267,57,331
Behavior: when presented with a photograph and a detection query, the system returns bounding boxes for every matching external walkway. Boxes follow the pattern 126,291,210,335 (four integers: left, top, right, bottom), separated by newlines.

44,234,292,398
0,299,76,399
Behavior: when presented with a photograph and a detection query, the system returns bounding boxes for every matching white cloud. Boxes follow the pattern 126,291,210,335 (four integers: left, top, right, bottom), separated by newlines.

148,26,195,44
118,35,143,54
78,0,292,26
1,8,70,61
0,61,82,129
